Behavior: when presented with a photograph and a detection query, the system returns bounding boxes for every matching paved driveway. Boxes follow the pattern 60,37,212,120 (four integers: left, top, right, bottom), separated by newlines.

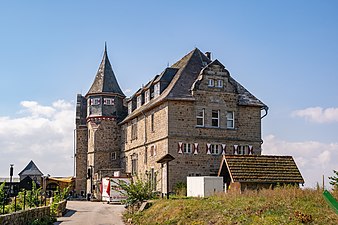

54,201,125,225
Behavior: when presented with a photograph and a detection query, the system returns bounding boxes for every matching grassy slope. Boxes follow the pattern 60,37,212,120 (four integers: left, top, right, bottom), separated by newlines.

125,187,338,225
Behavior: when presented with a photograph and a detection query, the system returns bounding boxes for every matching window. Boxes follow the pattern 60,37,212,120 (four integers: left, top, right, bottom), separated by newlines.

208,79,214,87
103,98,114,105
144,147,148,164
210,144,220,155
196,109,204,127
131,154,138,175
211,110,219,127
154,83,160,97
145,90,150,103
128,102,132,114
237,146,245,155
131,119,137,140
227,111,234,129
150,145,156,156
111,152,116,160
90,98,101,105
216,79,223,88
183,143,192,154
151,114,155,132
137,95,142,108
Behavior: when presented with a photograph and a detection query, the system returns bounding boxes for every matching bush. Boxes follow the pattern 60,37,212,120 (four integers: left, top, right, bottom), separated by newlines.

173,182,187,196
112,177,155,207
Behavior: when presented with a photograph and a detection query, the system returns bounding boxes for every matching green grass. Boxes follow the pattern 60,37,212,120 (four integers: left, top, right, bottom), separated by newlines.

124,187,338,225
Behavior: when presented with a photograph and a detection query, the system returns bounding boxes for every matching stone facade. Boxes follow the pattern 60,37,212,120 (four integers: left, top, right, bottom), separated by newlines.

75,47,268,196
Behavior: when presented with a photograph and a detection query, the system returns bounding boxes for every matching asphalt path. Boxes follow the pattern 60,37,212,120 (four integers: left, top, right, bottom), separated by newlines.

54,201,126,225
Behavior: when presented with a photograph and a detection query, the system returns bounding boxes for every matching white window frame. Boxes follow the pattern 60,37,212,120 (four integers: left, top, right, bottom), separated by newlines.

154,83,160,97
208,79,214,87
128,102,132,114
91,98,101,105
216,79,223,88
227,111,235,129
111,152,117,160
211,110,219,127
210,144,220,155
103,98,114,105
183,143,192,154
137,95,142,108
196,109,205,127
145,90,150,103
237,146,245,155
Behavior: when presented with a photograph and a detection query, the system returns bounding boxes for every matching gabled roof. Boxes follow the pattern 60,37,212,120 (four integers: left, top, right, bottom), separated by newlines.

18,160,43,177
121,48,210,123
86,45,125,97
121,48,267,123
218,155,304,184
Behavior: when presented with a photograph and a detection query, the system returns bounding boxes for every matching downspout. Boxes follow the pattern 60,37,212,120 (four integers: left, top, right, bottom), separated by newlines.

261,106,269,119
141,110,147,145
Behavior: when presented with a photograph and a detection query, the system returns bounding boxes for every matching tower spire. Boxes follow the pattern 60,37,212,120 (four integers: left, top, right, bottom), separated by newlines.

86,44,125,97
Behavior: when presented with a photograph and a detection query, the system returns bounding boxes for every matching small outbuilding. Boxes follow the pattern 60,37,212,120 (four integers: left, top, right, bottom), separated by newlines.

187,176,223,197
218,155,304,192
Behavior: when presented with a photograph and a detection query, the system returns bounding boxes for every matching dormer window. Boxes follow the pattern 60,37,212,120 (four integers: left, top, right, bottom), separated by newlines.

128,102,132,114
145,90,150,104
208,79,214,87
90,98,101,105
154,83,160,97
137,95,142,108
216,80,223,88
103,98,114,105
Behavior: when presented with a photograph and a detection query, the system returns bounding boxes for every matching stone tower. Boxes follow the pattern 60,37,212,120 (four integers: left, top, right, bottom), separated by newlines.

75,45,126,197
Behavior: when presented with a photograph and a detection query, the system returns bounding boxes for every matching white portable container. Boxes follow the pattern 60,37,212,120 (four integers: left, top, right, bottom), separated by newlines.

187,176,223,197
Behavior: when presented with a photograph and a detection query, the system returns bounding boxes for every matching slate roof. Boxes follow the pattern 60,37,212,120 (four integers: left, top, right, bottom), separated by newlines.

122,48,267,123
18,160,43,176
218,155,304,184
86,45,125,97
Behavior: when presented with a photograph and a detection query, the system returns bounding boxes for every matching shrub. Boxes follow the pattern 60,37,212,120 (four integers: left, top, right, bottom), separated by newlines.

173,182,187,196
112,177,155,207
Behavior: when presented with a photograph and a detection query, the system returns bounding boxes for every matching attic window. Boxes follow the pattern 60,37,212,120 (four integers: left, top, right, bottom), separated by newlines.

128,102,132,114
137,95,142,108
145,90,150,103
154,83,160,97
215,80,223,88
208,79,214,87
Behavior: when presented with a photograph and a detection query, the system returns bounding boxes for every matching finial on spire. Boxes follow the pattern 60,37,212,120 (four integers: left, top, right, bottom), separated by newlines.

104,42,107,53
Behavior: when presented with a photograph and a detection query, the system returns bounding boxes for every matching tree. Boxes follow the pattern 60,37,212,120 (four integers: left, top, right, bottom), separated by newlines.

328,170,338,190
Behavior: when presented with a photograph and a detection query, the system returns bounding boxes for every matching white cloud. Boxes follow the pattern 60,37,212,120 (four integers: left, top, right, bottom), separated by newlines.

0,100,75,177
263,134,338,189
292,107,338,123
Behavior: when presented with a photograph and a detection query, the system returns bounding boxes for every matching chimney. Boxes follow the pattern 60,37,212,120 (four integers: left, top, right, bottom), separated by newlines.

205,52,211,60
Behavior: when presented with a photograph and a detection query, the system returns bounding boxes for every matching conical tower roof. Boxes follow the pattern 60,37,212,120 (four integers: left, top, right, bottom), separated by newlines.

86,45,125,97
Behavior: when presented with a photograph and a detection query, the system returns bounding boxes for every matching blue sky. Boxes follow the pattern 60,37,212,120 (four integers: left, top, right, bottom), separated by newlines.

0,1,337,188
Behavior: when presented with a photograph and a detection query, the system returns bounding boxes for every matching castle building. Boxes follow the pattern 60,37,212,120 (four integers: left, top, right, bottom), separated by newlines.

75,47,270,196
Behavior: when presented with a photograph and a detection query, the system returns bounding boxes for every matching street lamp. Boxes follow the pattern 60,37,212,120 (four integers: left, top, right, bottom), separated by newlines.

9,164,14,195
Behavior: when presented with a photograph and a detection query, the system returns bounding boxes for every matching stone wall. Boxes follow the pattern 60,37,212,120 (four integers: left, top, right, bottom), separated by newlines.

0,206,50,225
75,127,88,195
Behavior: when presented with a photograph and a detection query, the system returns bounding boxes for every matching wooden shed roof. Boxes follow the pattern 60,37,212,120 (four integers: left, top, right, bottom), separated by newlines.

218,155,304,184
